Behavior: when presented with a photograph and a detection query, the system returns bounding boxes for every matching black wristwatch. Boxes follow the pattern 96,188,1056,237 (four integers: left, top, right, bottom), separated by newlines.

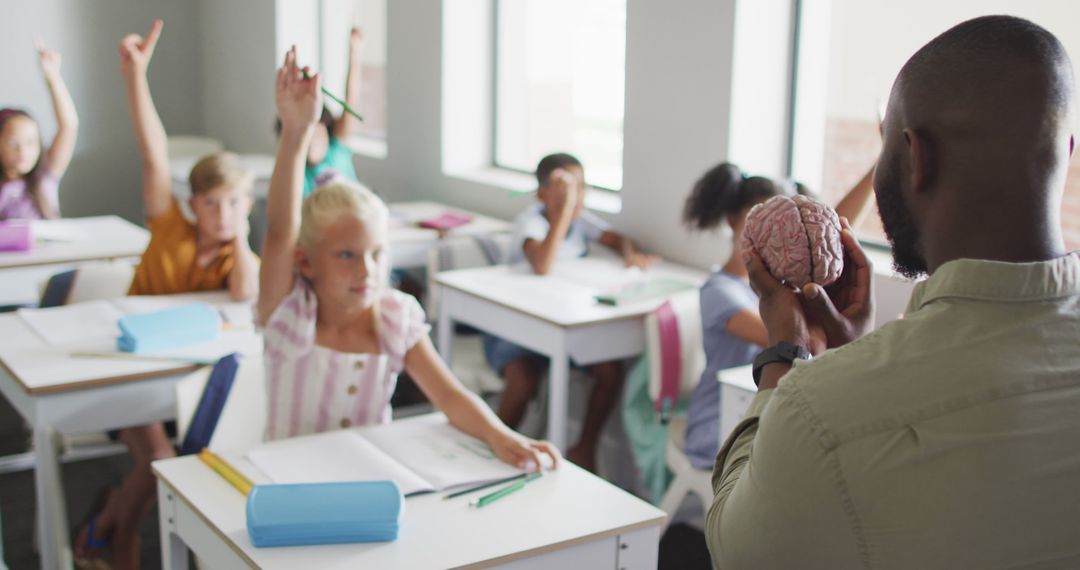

752,341,812,387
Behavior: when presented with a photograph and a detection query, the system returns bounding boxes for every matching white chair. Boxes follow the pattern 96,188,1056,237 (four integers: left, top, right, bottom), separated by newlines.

67,261,135,304
176,353,267,451
167,135,225,159
643,290,713,529
426,234,512,396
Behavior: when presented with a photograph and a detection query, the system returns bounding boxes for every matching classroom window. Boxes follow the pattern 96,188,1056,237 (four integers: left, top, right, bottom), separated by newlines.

319,0,387,141
493,0,627,190
789,0,1080,249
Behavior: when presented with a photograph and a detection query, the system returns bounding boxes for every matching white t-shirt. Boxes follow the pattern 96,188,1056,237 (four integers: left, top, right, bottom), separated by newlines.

506,203,611,264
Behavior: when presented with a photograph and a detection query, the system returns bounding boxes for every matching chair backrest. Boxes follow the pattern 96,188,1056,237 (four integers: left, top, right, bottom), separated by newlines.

167,135,225,159
645,290,705,422
425,234,511,321
176,352,267,452
68,262,136,304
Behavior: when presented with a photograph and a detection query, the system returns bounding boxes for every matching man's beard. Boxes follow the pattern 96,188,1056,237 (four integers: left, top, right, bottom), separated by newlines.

874,162,928,279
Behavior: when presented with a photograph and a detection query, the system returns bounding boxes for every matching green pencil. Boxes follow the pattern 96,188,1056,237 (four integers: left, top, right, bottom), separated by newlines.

470,472,542,508
302,70,364,122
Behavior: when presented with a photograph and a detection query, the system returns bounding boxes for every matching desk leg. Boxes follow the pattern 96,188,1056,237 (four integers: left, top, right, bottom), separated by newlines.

547,343,570,451
437,297,454,363
32,424,70,570
158,484,190,570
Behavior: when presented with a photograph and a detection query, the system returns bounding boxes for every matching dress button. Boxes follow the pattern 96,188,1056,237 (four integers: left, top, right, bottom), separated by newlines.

347,385,358,395
340,418,352,428
354,360,365,370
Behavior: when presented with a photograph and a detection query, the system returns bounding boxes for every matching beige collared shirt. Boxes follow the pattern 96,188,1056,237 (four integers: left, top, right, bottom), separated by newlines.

706,253,1080,570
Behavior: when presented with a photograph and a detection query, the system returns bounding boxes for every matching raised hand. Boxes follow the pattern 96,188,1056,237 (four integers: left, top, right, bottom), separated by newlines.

34,39,62,80
119,19,163,77
275,46,323,132
349,27,365,58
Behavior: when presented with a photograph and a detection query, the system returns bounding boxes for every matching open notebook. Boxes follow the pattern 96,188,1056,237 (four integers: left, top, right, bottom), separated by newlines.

246,419,524,497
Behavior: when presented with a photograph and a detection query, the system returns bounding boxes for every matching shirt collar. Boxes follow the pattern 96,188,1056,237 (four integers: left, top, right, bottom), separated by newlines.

907,252,1080,313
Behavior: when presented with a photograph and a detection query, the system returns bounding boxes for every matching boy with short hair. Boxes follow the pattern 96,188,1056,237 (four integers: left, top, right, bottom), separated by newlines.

485,152,657,472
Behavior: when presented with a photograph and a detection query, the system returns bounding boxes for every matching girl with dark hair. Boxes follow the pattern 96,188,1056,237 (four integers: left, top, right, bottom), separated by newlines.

0,40,79,220
680,162,875,470
274,27,366,197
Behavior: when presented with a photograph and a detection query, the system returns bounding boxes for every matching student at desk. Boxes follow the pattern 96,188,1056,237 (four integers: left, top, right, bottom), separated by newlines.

1,39,79,220
73,21,260,568
483,153,657,472
259,48,558,468
679,162,875,470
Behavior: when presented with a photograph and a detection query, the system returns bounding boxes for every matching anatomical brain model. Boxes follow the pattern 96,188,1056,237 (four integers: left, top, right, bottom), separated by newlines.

740,195,844,288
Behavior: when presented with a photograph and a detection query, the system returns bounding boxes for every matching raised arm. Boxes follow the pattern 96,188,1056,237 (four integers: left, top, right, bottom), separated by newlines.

35,40,79,178
333,27,364,139
119,20,172,220
833,163,876,228
258,47,323,324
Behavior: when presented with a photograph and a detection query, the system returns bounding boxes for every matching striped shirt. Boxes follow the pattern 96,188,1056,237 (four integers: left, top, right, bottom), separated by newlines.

262,278,430,441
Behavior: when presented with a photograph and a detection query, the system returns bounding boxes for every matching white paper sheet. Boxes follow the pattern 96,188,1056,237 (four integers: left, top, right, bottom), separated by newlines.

363,421,524,492
248,430,434,496
31,220,89,242
17,301,124,348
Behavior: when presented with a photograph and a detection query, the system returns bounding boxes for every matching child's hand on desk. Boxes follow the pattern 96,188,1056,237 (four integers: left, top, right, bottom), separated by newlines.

624,251,659,270
488,430,561,472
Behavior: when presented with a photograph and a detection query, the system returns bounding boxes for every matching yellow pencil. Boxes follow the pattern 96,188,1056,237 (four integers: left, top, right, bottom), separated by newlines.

198,448,254,496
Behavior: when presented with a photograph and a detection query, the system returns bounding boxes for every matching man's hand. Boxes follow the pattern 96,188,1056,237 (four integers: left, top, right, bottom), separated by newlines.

800,219,875,348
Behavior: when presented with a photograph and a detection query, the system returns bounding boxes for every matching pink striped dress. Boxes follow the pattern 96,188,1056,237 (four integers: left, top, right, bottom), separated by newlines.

261,278,430,441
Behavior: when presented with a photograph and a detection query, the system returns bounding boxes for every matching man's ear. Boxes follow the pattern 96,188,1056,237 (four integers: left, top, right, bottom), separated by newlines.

903,127,935,196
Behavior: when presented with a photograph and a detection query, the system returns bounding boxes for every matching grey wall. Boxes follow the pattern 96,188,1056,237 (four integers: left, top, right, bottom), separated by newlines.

2,0,204,223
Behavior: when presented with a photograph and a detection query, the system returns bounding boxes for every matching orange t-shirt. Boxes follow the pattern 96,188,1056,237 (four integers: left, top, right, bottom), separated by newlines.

129,200,238,295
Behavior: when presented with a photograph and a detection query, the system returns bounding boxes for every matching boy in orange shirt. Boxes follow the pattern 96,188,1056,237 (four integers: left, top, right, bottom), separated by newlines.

74,20,258,569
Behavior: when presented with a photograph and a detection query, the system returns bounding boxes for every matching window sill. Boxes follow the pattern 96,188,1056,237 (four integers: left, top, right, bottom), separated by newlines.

345,136,388,160
447,167,623,214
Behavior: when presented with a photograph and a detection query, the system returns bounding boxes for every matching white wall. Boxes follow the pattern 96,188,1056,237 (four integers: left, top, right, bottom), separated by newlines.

201,0,278,154
1,0,204,222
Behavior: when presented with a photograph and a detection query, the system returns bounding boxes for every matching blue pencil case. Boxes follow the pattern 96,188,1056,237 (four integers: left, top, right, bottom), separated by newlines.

246,481,404,548
117,303,221,354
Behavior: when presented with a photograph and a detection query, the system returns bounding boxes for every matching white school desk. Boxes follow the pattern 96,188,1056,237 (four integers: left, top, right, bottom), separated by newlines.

153,415,666,569
0,216,150,306
0,292,260,570
435,255,706,450
716,365,756,443
388,201,511,268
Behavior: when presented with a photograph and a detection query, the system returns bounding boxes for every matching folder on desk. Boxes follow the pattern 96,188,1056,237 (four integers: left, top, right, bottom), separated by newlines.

419,211,473,231
247,481,403,547
0,221,32,251
594,277,697,306
117,303,221,354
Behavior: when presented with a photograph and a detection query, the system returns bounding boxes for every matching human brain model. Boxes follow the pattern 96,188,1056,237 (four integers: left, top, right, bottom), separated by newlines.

740,195,844,287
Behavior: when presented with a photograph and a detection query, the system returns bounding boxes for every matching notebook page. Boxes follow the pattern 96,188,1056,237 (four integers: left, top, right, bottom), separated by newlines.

17,301,123,348
363,419,523,492
247,430,433,496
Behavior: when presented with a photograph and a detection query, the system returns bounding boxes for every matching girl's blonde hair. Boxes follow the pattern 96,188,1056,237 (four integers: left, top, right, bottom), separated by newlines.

298,180,389,250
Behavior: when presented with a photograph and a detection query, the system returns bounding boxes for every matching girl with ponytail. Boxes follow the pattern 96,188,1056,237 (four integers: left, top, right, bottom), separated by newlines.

679,161,875,469
0,40,79,220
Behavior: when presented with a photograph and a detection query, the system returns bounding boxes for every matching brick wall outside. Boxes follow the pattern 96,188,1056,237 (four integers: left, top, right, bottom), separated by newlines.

819,118,1080,251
